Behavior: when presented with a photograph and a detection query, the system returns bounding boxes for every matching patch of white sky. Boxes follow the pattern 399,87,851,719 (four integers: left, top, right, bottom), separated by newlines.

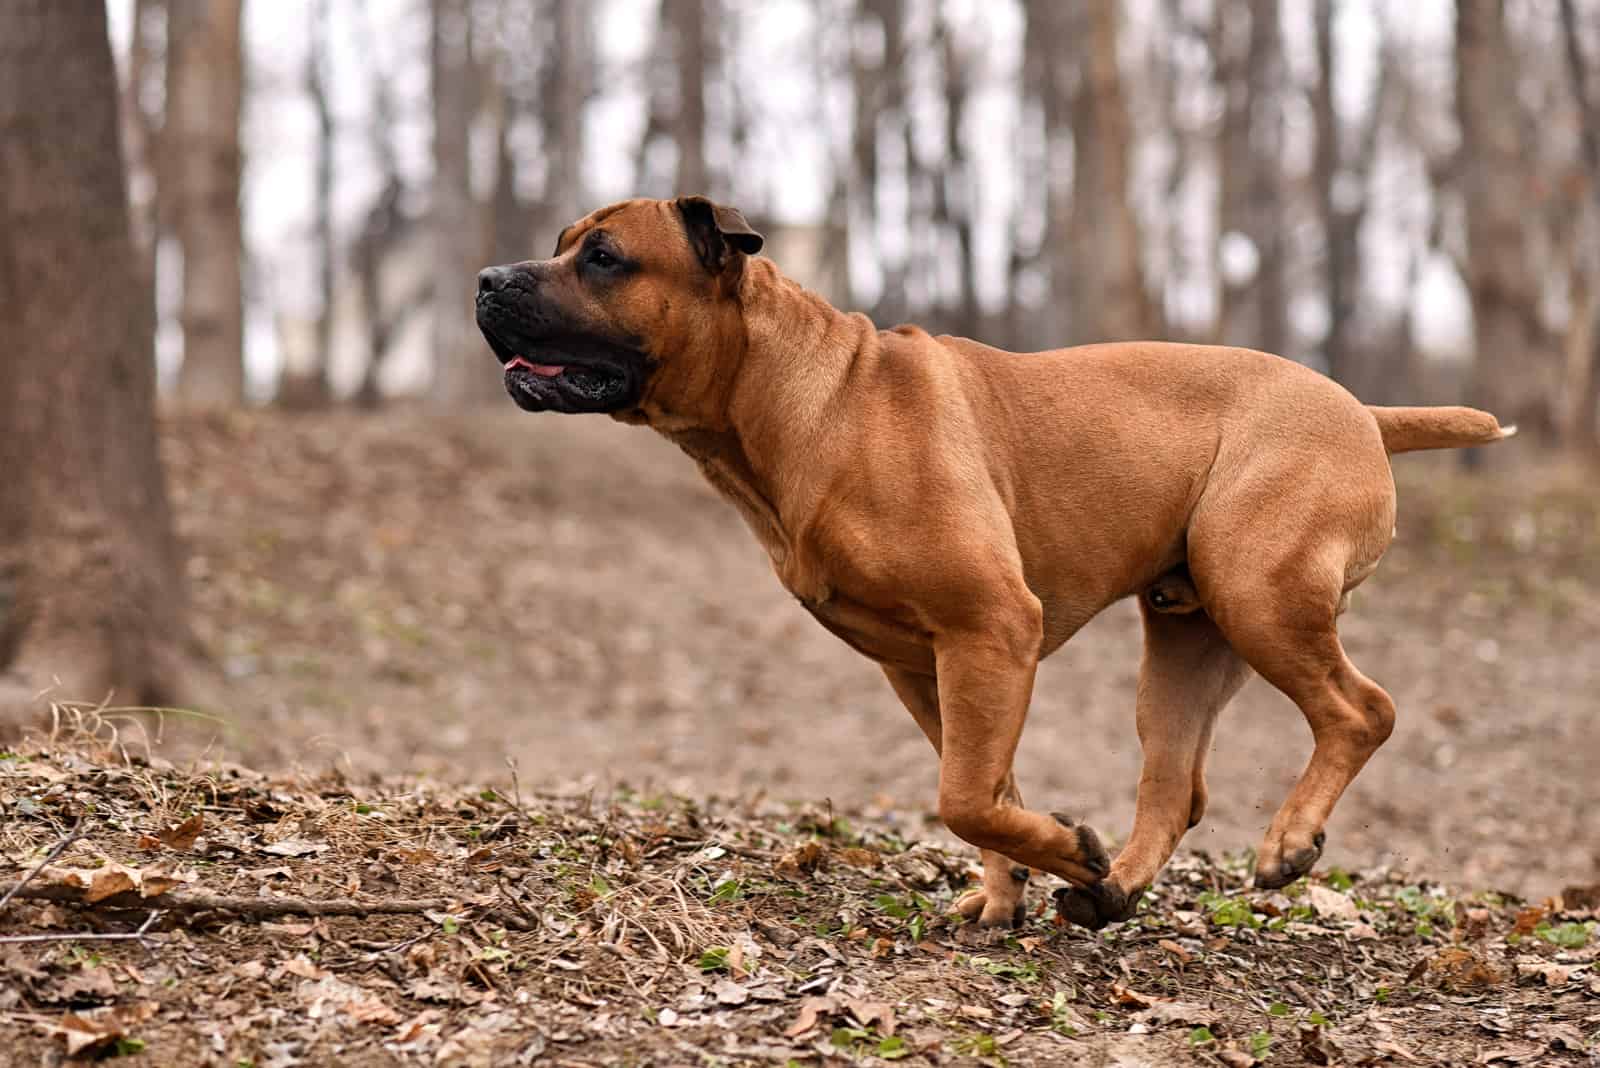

106,0,1471,385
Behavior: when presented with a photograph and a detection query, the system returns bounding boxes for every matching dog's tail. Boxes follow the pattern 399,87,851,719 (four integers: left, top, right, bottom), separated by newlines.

1366,405,1517,455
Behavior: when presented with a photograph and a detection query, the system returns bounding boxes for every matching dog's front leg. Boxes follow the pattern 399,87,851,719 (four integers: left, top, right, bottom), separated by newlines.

883,666,1032,927
932,611,1111,891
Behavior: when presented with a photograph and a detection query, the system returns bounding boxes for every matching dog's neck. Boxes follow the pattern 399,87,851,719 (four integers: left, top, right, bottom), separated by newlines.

660,257,870,566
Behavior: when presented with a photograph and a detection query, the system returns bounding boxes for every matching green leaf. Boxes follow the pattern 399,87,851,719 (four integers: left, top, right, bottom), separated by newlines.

1188,1026,1216,1046
114,1037,147,1056
1535,921,1595,949
1326,868,1354,891
697,946,730,972
1267,1001,1290,1017
877,1036,911,1060
441,916,459,935
1249,1031,1273,1056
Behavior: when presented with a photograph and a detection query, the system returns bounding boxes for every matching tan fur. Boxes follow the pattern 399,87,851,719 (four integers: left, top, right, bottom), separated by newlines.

510,199,1513,925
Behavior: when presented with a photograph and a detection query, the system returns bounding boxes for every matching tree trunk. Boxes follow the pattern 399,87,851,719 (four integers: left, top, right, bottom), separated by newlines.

121,0,167,297
852,0,907,325
1559,0,1600,449
1064,0,1152,343
429,0,496,408
0,1,191,705
1214,0,1287,354
1455,0,1559,439
542,0,589,234
168,0,245,407
667,0,712,195
280,0,335,410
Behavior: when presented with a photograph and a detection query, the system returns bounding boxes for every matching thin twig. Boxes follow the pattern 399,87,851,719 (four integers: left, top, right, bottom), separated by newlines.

0,818,85,915
0,909,162,947
0,883,453,919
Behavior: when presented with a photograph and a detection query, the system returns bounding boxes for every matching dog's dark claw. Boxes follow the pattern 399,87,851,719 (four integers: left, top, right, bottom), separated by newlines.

1076,826,1111,878
1054,882,1145,931
1010,866,1031,884
1050,811,1075,828
1253,832,1327,889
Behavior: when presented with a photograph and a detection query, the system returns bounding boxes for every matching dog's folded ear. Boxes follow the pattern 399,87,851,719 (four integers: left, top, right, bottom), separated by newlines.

676,196,764,274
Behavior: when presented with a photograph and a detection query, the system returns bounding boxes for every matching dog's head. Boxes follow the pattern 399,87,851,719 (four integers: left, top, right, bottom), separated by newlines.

474,196,764,420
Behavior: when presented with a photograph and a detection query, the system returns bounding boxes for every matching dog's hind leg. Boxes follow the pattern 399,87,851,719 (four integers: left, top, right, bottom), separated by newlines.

1054,603,1252,929
1190,521,1397,889
882,666,1031,927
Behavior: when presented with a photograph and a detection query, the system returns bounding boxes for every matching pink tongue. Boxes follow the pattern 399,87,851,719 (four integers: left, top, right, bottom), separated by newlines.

506,356,565,377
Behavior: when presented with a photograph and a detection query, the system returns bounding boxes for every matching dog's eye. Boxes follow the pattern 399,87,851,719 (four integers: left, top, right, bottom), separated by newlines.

588,248,619,269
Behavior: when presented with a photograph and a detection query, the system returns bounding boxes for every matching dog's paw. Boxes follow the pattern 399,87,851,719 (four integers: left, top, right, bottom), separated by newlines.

1053,881,1146,931
954,887,1027,929
1051,812,1111,880
1253,830,1325,890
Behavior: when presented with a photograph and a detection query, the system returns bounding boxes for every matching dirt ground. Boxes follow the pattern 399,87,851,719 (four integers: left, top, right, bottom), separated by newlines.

2,407,1599,1066
1,736,1597,1066
141,407,1599,899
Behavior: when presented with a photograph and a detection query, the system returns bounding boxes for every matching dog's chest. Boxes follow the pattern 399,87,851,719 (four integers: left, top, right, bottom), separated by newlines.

669,429,934,673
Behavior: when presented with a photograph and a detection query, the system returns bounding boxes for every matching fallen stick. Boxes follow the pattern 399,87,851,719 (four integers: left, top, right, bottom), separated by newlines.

0,909,162,947
0,820,85,915
0,883,453,919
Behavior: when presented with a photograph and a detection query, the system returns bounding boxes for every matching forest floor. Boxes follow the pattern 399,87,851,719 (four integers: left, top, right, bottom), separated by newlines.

2,405,1599,1065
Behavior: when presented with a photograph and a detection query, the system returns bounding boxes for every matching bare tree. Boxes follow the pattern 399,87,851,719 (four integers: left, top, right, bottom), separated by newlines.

852,0,908,324
1065,0,1152,343
120,0,169,297
0,0,191,704
1559,0,1600,448
667,0,712,194
1313,0,1387,392
1213,0,1287,354
932,11,979,336
1454,0,1558,439
543,0,590,232
430,0,497,407
167,0,245,407
279,0,336,410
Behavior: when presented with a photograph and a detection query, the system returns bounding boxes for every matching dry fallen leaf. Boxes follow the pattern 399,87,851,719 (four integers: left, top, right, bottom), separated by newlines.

1307,884,1359,922
783,995,838,1037
278,955,332,981
86,863,139,904
1136,1000,1213,1028
261,837,327,858
775,842,826,879
845,999,896,1036
1512,905,1549,937
47,1001,158,1057
1374,1039,1420,1062
834,847,880,870
1421,947,1503,993
712,979,749,1006
344,994,402,1026
1157,938,1193,964
157,812,204,851
1110,982,1154,1008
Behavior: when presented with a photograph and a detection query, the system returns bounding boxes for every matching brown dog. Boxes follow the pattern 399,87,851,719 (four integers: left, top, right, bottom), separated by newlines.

475,196,1513,929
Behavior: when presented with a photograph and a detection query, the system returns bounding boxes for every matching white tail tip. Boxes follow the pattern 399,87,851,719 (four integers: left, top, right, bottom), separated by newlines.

1499,424,1518,439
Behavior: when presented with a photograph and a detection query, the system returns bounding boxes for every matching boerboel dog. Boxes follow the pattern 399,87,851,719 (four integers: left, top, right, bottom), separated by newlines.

474,196,1513,929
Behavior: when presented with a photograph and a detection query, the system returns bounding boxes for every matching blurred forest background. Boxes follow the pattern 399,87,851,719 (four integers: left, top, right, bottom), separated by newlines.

85,0,1600,430
1,1,1597,896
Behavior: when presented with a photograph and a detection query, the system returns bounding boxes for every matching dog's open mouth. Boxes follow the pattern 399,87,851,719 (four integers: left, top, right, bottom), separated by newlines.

476,300,649,414
502,354,633,410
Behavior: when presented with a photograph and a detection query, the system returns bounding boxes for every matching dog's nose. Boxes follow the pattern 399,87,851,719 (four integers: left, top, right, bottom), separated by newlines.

477,265,516,295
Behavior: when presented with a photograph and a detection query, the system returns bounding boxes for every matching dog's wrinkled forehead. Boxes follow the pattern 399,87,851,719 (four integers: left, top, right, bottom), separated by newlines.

552,199,680,260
